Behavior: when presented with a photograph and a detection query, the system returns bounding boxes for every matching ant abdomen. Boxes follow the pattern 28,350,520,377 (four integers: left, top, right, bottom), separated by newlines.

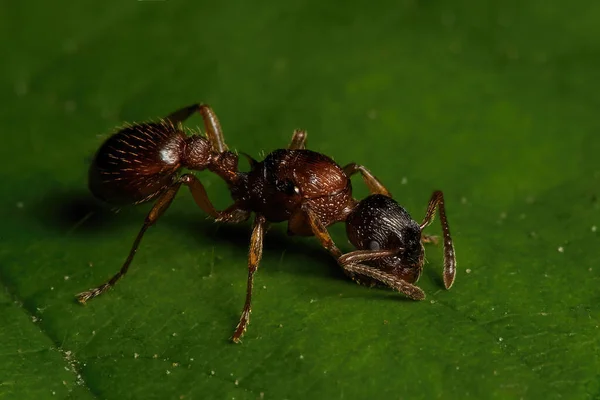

89,121,188,205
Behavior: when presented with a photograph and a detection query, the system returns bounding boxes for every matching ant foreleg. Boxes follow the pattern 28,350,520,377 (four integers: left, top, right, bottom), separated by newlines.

288,129,307,150
231,214,267,343
419,190,456,289
337,250,425,300
301,205,425,300
165,104,228,153
342,163,391,197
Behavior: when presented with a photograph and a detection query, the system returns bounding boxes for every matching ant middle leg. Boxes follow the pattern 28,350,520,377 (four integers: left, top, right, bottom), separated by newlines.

288,129,307,150
420,190,456,289
77,173,247,304
231,214,267,343
342,163,391,197
299,205,425,300
165,104,228,152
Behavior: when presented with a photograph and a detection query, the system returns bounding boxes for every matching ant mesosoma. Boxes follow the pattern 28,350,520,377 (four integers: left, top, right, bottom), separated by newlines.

78,104,456,342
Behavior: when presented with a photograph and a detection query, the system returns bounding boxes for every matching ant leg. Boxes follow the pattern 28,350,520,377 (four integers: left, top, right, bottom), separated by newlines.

301,205,425,300
342,163,391,197
288,129,307,150
338,250,425,300
179,173,249,222
77,181,184,303
421,234,439,245
165,104,228,152
77,174,247,303
231,214,267,343
420,190,456,289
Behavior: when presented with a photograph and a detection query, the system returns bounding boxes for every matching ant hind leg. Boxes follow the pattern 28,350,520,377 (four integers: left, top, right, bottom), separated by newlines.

288,129,307,150
76,181,184,303
164,104,228,152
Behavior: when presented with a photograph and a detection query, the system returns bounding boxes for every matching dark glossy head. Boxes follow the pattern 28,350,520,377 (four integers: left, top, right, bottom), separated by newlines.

345,194,424,283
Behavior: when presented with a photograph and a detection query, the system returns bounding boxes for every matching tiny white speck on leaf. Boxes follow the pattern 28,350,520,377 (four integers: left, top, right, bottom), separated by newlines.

558,246,564,253
172,332,177,337
14,81,28,96
211,370,215,375
64,100,77,113
166,370,171,375
50,287,54,290
466,268,472,274
64,276,69,281
430,300,436,304
299,355,304,360
153,354,158,359
498,337,503,342
592,225,597,232
134,353,139,359
401,177,408,185
234,379,239,386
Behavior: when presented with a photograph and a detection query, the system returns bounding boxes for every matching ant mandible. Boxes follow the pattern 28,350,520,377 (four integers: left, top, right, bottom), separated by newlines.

78,104,456,342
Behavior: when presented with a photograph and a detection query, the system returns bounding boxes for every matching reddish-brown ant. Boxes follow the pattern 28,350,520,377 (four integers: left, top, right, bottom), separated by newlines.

78,104,456,342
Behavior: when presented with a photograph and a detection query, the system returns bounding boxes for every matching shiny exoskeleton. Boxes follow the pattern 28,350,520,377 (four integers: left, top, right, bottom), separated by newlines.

77,104,456,343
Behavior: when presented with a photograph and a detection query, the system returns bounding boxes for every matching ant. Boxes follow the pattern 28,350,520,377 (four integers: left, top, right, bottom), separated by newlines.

78,104,456,342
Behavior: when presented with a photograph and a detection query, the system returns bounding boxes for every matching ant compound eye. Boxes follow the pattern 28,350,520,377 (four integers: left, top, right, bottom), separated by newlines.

368,240,380,251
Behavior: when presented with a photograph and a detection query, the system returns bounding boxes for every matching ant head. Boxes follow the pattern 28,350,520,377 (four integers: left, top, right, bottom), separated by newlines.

345,194,424,283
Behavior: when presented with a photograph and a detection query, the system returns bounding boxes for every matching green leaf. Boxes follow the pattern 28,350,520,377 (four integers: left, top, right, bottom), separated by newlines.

2,0,599,399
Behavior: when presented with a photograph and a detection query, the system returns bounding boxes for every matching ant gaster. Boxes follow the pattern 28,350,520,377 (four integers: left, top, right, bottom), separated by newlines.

78,104,456,343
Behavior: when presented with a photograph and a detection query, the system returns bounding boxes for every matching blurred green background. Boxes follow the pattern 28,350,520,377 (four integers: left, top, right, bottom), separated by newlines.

1,1,599,399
